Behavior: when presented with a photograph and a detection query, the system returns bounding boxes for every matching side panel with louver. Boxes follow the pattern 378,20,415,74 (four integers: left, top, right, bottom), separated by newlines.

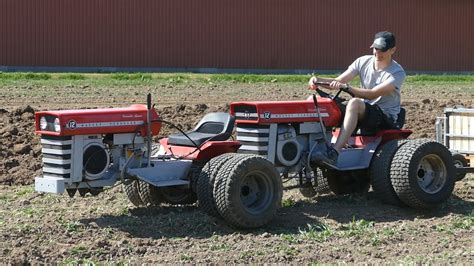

236,124,270,156
41,135,73,179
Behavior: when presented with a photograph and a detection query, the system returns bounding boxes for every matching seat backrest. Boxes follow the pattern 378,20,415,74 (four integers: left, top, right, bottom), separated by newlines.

395,107,406,129
194,112,235,137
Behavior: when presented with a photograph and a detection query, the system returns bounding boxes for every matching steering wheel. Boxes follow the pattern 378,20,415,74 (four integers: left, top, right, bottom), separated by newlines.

314,83,354,104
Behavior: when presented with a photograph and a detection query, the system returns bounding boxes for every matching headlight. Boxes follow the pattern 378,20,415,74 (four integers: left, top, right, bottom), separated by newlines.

53,118,61,132
37,115,61,132
40,116,48,130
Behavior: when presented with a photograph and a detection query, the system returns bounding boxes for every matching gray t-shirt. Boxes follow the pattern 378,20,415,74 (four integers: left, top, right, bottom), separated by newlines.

347,55,406,121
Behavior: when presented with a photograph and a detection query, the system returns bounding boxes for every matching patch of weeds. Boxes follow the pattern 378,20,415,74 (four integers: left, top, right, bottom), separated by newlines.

280,233,299,244
0,194,12,203
15,186,34,196
59,73,85,80
93,247,109,257
208,74,312,84
65,221,83,232
20,207,39,217
452,211,473,230
114,260,128,266
435,212,473,234
69,245,87,256
210,243,231,251
381,227,396,237
117,206,130,216
339,218,375,238
209,234,220,241
112,73,152,81
57,217,83,233
435,224,453,234
16,223,34,233
398,254,427,264
299,222,333,242
60,258,80,265
102,227,115,237
0,72,51,80
238,250,254,260
275,244,299,256
180,254,193,262
370,235,381,246
167,74,188,84
281,198,296,208
408,74,474,83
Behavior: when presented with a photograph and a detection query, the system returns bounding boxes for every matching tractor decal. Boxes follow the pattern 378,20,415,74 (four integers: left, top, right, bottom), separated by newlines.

259,112,329,119
71,120,144,129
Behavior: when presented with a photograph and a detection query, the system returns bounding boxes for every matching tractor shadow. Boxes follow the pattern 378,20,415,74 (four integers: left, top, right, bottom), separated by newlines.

80,191,472,239
276,192,473,225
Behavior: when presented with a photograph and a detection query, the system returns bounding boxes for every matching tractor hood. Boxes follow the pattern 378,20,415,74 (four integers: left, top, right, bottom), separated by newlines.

230,98,342,127
35,104,161,136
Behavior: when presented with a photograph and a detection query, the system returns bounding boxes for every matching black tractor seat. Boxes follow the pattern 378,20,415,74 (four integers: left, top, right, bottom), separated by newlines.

167,112,235,147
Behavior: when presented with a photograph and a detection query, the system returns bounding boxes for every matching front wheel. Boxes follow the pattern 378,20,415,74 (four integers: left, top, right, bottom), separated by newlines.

390,140,455,209
158,186,197,205
214,154,283,228
299,168,331,198
325,169,370,195
123,180,144,207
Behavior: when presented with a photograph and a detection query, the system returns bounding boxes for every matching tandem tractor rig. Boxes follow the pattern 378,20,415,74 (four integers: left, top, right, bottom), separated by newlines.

35,83,460,228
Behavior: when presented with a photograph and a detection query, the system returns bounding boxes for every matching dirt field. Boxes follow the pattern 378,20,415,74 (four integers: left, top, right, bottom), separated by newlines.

0,79,473,263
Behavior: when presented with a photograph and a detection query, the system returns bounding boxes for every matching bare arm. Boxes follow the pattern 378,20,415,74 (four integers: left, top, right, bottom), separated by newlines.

349,79,396,100
335,68,357,83
308,68,357,90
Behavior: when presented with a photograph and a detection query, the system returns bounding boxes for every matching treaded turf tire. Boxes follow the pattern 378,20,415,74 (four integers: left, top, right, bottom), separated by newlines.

197,153,235,217
123,180,144,207
299,168,331,198
369,139,409,206
390,139,455,209
138,181,162,206
214,154,283,228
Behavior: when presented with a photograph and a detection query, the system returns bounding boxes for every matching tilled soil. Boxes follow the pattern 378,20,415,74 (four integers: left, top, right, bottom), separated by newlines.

0,82,473,263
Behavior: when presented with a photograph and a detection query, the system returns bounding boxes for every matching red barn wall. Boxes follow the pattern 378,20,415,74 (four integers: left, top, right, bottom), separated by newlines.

0,0,472,72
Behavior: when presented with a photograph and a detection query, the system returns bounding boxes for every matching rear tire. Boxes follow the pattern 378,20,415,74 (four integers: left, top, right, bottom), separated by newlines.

197,153,235,217
390,140,455,209
214,154,283,228
369,139,409,206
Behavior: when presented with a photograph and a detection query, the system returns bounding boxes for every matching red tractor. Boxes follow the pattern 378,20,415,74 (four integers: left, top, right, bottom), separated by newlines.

34,85,456,228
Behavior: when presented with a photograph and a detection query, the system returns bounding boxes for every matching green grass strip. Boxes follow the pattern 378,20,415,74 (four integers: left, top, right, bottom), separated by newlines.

0,72,472,84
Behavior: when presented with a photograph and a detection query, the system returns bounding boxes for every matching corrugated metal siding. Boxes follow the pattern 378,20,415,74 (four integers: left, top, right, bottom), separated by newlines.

0,0,473,72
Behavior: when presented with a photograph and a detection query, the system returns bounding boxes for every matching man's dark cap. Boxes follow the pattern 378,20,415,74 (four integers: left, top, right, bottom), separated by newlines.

370,31,396,52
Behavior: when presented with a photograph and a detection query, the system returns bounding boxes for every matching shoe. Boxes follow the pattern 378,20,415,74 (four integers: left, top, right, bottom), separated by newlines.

311,146,339,168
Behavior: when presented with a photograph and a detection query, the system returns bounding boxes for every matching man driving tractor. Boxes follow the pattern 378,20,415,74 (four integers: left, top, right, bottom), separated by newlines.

309,31,406,167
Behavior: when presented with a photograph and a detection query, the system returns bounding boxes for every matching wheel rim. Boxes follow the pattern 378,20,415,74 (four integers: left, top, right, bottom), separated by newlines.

453,159,464,168
416,154,447,194
240,170,274,215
